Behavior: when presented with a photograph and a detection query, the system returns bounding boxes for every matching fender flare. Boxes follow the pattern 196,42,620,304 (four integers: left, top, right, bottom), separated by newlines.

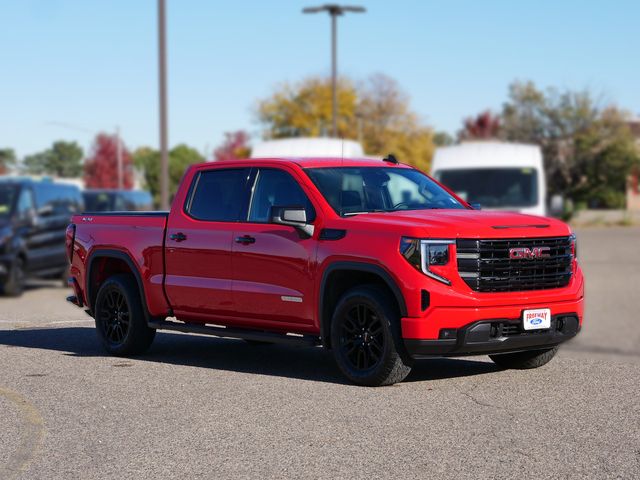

318,261,408,347
85,249,151,322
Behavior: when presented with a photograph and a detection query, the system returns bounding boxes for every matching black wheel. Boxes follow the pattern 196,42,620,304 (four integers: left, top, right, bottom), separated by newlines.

94,274,155,356
2,257,25,297
489,346,559,370
331,285,412,387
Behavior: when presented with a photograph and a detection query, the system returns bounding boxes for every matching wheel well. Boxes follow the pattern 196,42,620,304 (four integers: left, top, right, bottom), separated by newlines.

321,268,403,349
88,256,135,311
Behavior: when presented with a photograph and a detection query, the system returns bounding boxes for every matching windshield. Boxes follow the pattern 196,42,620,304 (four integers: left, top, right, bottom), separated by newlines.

0,184,18,218
83,192,116,212
436,168,538,208
306,167,465,215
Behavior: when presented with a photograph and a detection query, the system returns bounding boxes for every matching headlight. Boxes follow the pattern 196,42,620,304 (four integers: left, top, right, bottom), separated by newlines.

400,237,455,285
570,233,577,260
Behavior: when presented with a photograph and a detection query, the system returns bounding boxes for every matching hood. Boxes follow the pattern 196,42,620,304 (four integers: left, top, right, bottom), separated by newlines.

343,209,571,239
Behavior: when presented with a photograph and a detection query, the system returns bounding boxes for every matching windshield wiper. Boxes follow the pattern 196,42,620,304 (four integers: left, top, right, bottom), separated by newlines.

342,209,387,216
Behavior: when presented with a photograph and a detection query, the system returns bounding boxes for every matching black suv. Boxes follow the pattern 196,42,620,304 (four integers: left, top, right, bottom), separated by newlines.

0,178,83,296
83,189,153,212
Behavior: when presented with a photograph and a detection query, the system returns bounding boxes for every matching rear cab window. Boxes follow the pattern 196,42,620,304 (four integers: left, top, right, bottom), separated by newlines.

185,168,250,222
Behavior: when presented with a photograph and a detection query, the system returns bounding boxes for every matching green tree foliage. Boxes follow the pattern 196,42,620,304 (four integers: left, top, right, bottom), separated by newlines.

501,81,640,207
133,145,203,206
256,74,435,171
23,141,83,177
0,148,17,174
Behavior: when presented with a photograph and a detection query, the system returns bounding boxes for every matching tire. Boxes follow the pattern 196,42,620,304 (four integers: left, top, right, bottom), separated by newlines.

94,274,156,356
330,285,412,387
2,257,25,297
489,346,559,370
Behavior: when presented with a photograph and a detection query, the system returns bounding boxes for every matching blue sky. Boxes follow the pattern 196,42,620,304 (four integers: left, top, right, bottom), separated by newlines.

1,0,639,158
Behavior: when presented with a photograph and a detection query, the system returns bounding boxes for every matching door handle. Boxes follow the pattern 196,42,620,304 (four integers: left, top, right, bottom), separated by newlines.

169,232,187,242
235,235,256,245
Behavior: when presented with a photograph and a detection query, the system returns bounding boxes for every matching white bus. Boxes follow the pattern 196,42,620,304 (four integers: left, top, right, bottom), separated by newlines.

431,142,548,216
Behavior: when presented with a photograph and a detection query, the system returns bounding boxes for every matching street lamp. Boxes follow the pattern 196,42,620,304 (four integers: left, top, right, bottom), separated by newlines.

158,0,169,210
303,4,365,138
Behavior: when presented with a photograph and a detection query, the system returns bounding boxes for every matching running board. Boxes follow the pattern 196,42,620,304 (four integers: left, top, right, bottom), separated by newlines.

147,319,320,347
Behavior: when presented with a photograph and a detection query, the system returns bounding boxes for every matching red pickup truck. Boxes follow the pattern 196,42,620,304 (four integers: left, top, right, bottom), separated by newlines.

66,157,584,386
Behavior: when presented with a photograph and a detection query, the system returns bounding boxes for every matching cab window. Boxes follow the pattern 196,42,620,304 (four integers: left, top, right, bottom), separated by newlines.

187,169,250,222
248,169,315,223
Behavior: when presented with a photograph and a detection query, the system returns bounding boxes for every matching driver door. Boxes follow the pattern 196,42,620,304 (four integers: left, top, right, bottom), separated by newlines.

231,167,317,329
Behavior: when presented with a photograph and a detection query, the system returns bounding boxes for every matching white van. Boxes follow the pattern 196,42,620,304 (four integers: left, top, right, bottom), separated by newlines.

431,142,547,216
251,137,364,159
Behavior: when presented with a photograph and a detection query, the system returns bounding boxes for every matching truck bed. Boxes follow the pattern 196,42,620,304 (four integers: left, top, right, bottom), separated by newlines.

69,211,170,317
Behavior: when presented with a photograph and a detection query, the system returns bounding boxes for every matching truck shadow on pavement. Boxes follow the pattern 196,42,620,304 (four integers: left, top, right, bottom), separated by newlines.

0,327,501,385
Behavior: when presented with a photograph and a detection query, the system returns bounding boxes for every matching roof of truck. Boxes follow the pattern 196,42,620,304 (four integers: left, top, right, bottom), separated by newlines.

204,157,413,169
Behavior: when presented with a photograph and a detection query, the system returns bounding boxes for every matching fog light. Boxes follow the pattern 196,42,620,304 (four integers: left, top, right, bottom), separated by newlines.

439,328,457,340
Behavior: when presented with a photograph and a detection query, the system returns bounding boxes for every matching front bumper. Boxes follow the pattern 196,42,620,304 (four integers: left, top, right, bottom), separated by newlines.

404,313,580,358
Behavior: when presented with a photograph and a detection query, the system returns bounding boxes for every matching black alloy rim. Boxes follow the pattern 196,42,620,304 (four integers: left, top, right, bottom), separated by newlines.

339,304,384,371
99,288,130,344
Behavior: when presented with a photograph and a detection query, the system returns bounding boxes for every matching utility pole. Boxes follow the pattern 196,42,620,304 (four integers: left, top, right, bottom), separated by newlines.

158,0,169,209
116,126,123,189
303,4,365,138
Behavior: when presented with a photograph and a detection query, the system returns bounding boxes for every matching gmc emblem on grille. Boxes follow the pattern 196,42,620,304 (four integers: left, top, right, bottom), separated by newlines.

509,246,551,259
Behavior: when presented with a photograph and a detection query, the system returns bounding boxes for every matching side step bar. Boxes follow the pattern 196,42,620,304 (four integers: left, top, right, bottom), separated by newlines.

148,319,320,347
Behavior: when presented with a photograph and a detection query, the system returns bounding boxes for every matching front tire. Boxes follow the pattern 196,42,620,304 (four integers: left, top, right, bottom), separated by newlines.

94,274,155,356
330,285,412,387
2,257,25,297
489,346,559,369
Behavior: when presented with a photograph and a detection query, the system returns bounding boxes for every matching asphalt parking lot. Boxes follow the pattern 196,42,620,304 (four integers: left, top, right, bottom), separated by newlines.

1,227,639,479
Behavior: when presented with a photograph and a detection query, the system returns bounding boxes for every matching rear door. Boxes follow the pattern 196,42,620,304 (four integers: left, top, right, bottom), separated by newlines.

164,167,251,322
231,167,318,329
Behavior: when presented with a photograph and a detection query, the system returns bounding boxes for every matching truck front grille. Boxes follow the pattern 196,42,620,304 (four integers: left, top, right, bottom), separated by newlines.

456,236,573,292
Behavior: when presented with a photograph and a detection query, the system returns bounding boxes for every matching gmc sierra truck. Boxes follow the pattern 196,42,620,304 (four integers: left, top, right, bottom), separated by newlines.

66,157,584,386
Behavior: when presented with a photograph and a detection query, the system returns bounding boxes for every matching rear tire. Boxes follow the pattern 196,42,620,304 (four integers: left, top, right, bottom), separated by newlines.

330,285,412,387
489,346,559,369
94,274,156,356
2,257,25,297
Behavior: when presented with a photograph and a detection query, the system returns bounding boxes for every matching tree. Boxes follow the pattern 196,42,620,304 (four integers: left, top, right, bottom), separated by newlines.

356,74,434,171
84,133,134,189
133,144,203,205
500,80,640,207
255,73,435,171
257,76,358,138
459,110,501,140
48,141,84,177
0,148,17,175
23,152,49,175
433,131,454,147
213,130,251,161
23,141,84,177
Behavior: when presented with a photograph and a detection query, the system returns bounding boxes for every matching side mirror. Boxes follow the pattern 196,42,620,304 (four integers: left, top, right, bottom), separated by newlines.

271,206,314,237
548,195,564,217
470,203,482,210
37,204,54,217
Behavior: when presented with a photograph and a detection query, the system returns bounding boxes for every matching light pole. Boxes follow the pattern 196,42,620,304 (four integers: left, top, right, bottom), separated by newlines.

115,126,123,189
158,0,169,209
303,4,365,138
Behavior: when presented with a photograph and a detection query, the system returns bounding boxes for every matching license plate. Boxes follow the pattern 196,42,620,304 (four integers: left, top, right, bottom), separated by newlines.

522,308,551,330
